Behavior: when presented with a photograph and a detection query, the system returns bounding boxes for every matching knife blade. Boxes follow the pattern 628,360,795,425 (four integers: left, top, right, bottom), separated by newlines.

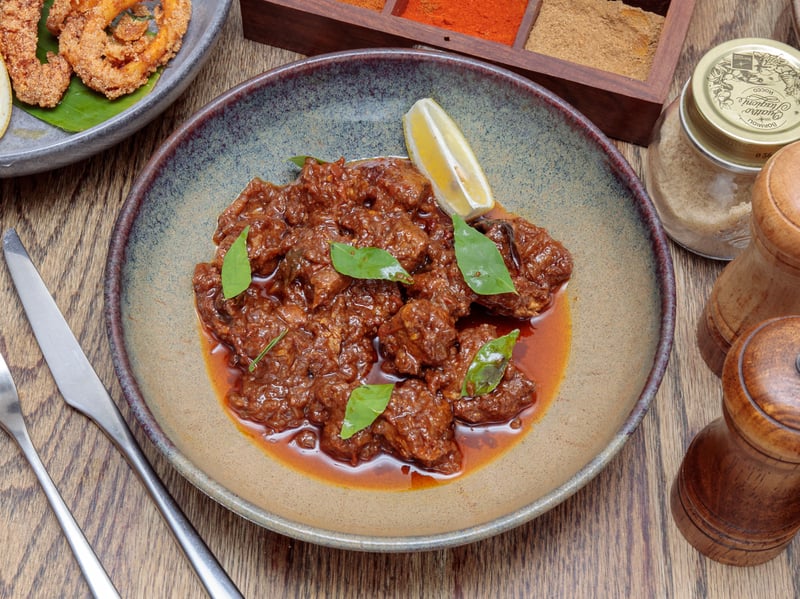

3,228,244,599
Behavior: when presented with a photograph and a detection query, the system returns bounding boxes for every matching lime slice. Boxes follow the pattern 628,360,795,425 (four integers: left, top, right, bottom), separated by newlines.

0,55,11,139
403,98,495,220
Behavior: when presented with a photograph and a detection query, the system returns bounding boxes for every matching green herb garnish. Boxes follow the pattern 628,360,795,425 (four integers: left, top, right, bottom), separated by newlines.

452,214,516,296
330,242,413,284
221,226,251,299
248,328,288,373
461,329,520,397
340,383,394,439
288,155,328,168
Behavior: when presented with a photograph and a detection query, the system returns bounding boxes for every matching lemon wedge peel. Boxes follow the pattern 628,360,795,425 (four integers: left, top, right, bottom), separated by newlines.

0,55,11,139
403,98,495,221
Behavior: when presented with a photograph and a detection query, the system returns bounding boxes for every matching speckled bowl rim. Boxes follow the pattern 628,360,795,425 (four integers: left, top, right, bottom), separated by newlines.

0,0,232,178
105,47,676,552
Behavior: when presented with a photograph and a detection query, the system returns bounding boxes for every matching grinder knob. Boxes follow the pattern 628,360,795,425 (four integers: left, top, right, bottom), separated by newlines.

698,141,800,376
672,316,800,565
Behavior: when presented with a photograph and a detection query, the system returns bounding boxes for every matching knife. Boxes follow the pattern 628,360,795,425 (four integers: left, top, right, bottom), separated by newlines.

3,228,244,599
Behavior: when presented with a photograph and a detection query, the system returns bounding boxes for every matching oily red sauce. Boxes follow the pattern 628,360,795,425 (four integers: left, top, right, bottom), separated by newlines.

200,287,571,490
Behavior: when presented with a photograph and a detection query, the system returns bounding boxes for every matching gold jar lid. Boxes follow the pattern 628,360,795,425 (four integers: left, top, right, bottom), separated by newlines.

680,38,800,171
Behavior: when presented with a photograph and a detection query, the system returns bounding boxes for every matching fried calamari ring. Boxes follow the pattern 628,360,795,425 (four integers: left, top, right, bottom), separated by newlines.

0,0,72,107
46,0,101,35
59,0,191,99
105,6,156,66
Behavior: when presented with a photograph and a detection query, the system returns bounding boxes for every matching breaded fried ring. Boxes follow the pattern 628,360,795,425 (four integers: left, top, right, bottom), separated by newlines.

113,10,151,43
46,0,101,35
59,0,191,99
0,0,72,107
105,10,152,65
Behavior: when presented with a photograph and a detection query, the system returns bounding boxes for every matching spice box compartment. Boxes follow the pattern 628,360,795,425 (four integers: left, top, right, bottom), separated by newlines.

239,0,696,145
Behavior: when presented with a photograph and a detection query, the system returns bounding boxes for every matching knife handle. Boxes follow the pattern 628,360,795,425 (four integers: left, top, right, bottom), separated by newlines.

97,406,244,599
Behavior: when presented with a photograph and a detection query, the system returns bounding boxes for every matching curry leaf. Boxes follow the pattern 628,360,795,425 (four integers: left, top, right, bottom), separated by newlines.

221,226,251,299
248,328,288,373
452,214,516,295
330,242,413,284
288,155,328,167
461,329,520,397
340,383,394,439
16,0,161,132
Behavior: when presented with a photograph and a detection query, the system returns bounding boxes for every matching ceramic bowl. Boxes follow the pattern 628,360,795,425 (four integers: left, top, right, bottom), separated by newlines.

105,48,675,552
0,0,232,178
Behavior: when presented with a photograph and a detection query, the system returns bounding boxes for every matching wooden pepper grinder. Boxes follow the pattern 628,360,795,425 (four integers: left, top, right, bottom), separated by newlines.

697,141,800,376
672,316,800,566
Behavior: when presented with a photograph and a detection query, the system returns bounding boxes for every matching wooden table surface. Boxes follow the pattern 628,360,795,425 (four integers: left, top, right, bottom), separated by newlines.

2,1,799,597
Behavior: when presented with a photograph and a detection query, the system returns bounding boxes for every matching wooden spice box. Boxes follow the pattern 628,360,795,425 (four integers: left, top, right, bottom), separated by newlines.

239,0,696,145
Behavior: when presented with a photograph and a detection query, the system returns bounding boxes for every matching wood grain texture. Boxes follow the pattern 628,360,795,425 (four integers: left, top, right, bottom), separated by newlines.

1,1,799,597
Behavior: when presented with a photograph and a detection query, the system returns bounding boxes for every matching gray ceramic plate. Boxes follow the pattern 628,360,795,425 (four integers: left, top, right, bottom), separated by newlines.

106,48,676,552
0,0,232,178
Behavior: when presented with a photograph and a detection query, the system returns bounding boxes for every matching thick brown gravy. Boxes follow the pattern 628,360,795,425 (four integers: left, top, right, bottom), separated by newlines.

200,287,571,490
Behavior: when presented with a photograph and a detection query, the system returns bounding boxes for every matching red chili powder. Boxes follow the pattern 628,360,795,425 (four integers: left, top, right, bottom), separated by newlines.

400,0,527,46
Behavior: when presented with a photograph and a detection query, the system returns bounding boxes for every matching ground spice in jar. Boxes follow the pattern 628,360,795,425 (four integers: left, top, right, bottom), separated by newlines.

645,39,800,260
525,0,664,80
645,104,755,259
337,0,385,10
400,0,527,46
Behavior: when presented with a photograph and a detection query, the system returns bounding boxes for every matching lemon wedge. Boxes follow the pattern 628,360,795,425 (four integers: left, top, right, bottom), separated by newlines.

403,98,495,220
0,54,10,139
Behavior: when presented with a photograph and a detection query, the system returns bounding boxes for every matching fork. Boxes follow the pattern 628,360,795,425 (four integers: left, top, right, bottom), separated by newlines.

0,348,120,599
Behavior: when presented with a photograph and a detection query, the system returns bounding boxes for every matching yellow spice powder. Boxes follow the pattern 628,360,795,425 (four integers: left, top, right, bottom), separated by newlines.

337,0,385,10
525,0,665,80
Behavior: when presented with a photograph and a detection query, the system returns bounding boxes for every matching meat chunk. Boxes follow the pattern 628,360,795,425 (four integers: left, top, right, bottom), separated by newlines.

288,158,372,225
229,373,308,433
275,222,350,310
354,157,434,213
452,365,537,424
378,299,456,376
407,238,477,319
473,217,573,319
193,262,230,338
314,377,383,466
426,324,537,423
213,178,291,276
339,208,430,273
373,379,462,475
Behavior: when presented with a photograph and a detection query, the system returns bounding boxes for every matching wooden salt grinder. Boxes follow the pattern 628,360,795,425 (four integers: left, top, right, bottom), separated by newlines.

697,141,800,376
672,316,800,566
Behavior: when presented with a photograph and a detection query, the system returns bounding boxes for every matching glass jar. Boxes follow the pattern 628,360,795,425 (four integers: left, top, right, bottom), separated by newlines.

645,38,800,260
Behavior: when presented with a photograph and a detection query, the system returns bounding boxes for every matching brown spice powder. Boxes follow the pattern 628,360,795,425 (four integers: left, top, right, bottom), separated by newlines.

525,0,665,80
645,105,755,258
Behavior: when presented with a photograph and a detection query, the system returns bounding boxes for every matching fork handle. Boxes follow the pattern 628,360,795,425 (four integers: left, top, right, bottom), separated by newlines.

12,427,120,599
